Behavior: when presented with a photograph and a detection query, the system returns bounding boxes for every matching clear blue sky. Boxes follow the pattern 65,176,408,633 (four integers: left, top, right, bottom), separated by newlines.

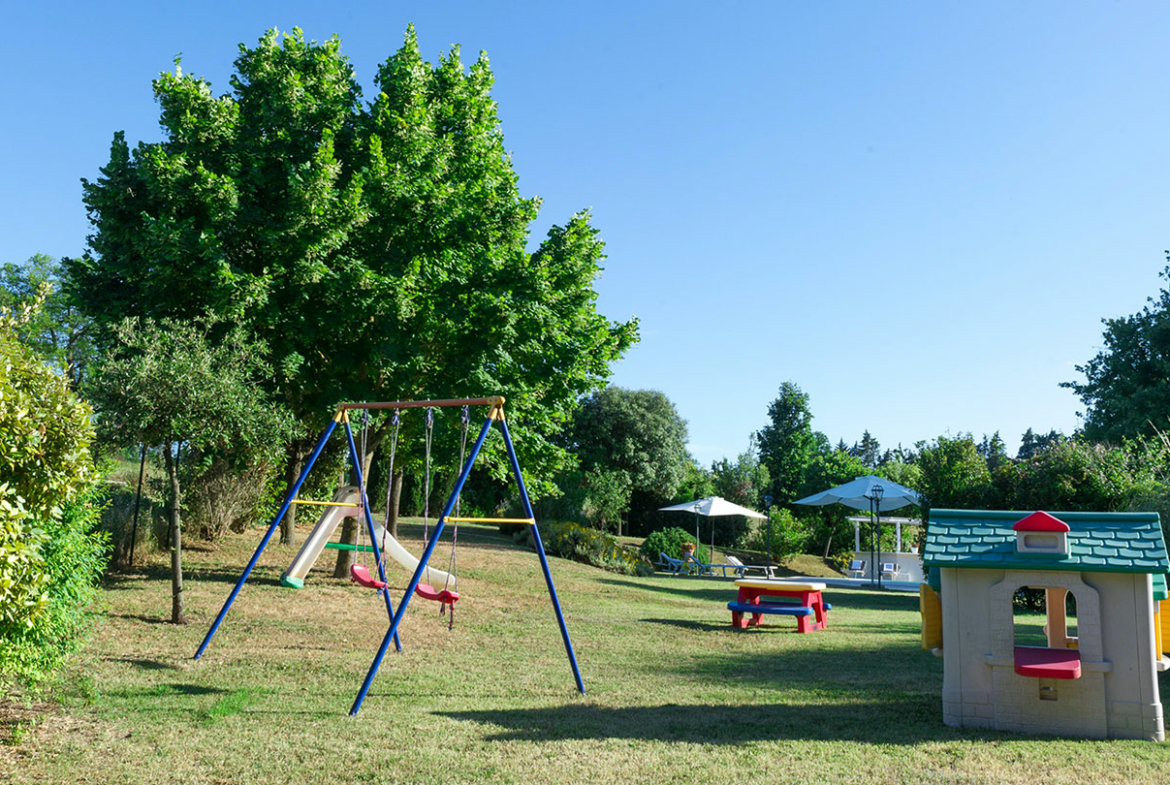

4,2,1169,465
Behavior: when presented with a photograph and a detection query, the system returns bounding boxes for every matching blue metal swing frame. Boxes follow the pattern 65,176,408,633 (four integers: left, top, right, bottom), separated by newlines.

191,397,586,717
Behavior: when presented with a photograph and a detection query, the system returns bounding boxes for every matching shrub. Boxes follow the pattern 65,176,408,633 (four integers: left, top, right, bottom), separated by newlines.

185,459,276,540
0,485,109,683
517,521,653,576
0,294,108,684
826,552,853,575
741,509,810,563
0,489,49,629
639,527,710,565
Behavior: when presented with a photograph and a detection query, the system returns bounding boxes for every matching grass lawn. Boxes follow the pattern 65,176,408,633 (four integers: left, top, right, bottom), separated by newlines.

4,519,1169,784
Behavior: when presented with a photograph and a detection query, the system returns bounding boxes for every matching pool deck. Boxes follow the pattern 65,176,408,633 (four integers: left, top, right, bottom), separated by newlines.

801,576,920,592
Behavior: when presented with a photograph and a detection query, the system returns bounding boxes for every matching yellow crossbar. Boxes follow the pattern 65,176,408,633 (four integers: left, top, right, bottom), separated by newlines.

442,516,535,525
290,499,362,508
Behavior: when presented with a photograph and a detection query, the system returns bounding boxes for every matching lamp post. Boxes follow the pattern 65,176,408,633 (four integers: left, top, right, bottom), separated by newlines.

872,483,884,590
763,494,773,574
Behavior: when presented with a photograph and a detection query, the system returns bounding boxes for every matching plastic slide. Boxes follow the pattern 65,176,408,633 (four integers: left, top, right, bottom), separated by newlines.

280,485,452,588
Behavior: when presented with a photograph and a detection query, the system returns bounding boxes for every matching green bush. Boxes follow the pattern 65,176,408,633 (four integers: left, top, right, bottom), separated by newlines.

518,521,653,576
639,527,710,565
1,485,109,683
0,297,108,684
826,552,853,575
0,489,49,628
742,509,809,563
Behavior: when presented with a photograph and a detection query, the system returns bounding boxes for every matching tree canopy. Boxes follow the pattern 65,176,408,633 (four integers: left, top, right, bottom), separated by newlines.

66,27,637,531
756,381,819,504
568,387,690,507
1063,264,1170,442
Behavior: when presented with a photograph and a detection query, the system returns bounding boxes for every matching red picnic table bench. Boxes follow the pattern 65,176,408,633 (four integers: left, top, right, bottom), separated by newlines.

727,579,830,633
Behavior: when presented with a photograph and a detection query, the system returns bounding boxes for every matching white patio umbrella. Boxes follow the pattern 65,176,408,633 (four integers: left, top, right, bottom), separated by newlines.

658,496,766,564
793,475,920,588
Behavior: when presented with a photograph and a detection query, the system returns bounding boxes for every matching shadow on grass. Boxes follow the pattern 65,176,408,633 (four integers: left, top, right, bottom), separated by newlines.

641,617,790,634
105,683,229,699
109,657,179,671
600,578,922,614
665,645,943,695
439,697,995,745
103,565,283,591
598,578,740,604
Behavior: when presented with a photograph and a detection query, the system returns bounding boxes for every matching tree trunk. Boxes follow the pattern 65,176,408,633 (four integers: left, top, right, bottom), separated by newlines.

280,441,306,546
387,470,403,540
332,518,359,578
164,439,187,624
333,446,377,577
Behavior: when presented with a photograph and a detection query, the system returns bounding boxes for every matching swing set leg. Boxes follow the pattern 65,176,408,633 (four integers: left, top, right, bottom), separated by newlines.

349,414,586,717
500,418,586,696
195,419,338,660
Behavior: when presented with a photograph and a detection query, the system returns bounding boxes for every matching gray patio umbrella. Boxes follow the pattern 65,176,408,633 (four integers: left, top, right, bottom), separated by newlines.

793,475,920,588
658,496,766,564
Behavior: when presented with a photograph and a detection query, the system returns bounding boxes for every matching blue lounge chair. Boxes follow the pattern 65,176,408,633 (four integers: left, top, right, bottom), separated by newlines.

655,551,686,575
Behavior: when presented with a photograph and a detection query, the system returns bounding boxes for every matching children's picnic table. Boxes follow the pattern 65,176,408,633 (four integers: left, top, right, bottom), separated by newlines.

728,579,829,632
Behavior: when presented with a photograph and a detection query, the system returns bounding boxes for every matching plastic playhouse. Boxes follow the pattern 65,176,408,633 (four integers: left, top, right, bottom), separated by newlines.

920,509,1169,741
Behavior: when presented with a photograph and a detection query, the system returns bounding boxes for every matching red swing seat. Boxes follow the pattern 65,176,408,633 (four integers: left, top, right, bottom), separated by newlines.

351,565,459,605
415,583,460,605
350,564,388,590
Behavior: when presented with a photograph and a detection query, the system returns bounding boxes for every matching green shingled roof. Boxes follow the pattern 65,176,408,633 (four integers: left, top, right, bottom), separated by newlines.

924,509,1169,575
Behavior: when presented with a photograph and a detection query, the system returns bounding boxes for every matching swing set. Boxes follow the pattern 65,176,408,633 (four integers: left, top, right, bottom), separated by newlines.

192,396,586,716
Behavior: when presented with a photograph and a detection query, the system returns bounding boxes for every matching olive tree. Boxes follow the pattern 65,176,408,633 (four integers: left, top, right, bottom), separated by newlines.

88,318,292,623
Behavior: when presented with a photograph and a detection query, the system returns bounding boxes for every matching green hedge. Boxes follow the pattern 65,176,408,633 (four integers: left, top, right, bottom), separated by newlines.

0,297,108,685
0,485,109,683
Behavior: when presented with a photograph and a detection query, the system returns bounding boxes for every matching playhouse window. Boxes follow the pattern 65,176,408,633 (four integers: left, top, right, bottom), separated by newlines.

1013,587,1078,646
1012,587,1081,679
1014,530,1068,554
1023,533,1058,550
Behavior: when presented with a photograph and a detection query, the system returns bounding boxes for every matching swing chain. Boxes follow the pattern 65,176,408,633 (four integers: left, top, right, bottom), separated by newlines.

422,407,434,545
443,405,471,606
357,410,371,568
380,409,401,560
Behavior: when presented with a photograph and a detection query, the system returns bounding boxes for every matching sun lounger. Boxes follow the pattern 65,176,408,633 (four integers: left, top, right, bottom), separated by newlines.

655,551,686,575
726,555,776,579
684,552,715,576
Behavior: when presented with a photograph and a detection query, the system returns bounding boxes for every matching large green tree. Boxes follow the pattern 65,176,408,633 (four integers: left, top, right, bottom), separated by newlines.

568,387,689,529
796,448,870,557
756,381,820,504
66,27,636,545
710,448,770,510
1063,264,1170,442
914,434,994,512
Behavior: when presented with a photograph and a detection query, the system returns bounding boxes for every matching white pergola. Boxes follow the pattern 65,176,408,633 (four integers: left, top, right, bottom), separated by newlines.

847,515,922,553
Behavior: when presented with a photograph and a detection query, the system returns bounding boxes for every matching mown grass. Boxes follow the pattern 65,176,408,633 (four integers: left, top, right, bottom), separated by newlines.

4,519,1169,784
